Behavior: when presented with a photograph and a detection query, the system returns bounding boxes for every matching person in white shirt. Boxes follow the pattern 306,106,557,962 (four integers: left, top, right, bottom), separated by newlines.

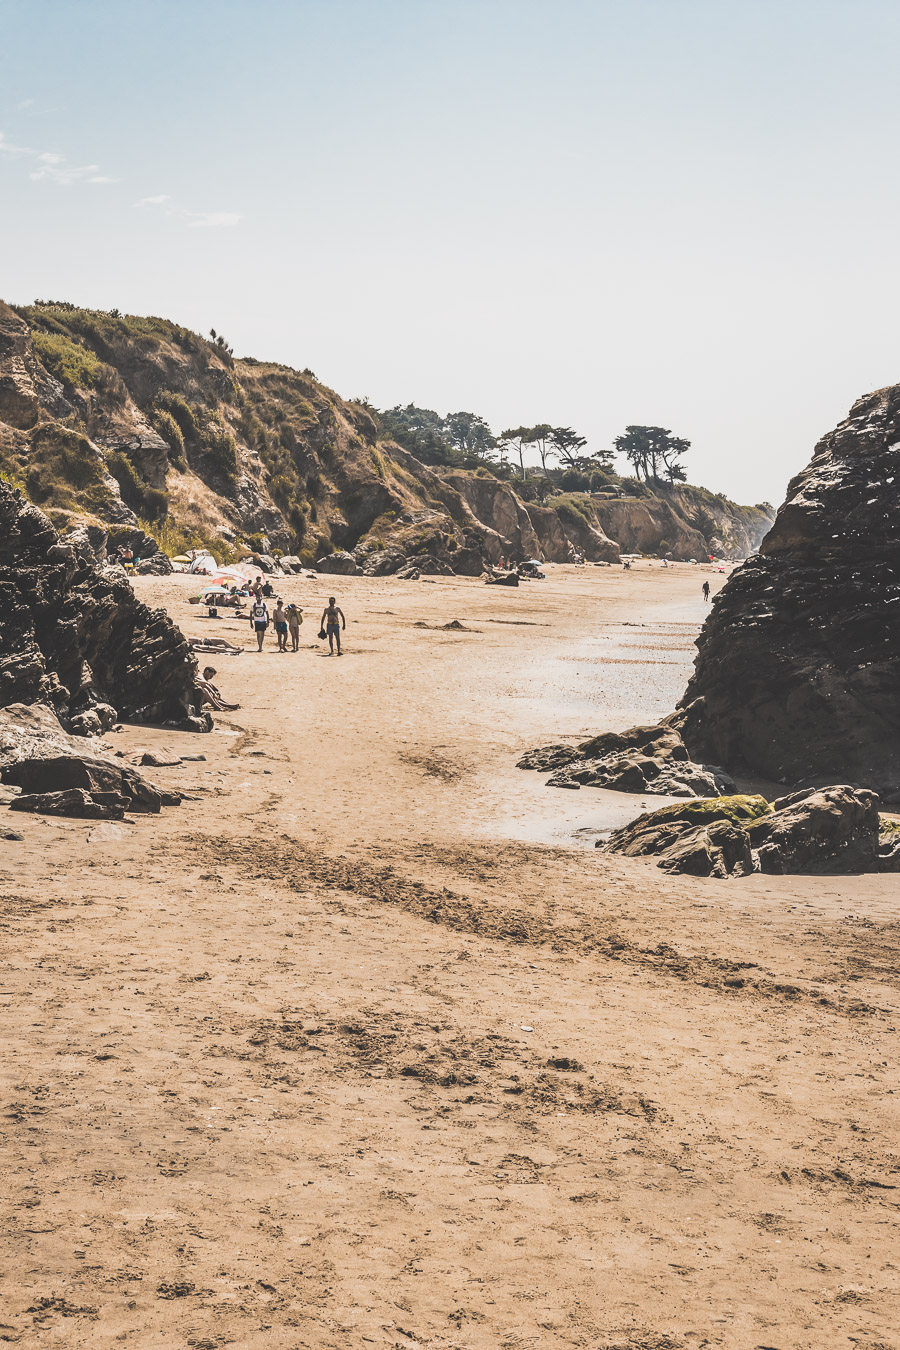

249,597,270,650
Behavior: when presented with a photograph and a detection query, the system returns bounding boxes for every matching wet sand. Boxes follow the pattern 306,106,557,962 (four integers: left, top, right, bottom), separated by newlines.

1,563,898,1349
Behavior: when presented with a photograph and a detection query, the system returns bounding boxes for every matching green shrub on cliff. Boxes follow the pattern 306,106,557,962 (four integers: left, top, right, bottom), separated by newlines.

288,504,307,547
149,408,187,470
182,412,239,486
554,494,593,527
370,447,387,480
107,452,168,520
24,424,114,514
138,515,238,563
32,331,102,389
155,390,200,443
268,473,295,509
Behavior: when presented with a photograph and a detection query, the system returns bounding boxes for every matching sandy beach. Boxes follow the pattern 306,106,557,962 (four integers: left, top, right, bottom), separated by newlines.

2,562,898,1350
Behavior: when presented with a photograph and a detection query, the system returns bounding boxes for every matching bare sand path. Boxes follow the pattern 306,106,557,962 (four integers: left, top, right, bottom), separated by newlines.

1,564,898,1349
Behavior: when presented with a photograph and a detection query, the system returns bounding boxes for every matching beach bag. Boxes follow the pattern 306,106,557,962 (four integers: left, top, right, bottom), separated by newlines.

317,627,327,640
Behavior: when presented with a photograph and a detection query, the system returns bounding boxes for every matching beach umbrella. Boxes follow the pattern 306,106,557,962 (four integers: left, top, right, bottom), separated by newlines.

216,563,256,580
172,554,192,563
192,585,233,598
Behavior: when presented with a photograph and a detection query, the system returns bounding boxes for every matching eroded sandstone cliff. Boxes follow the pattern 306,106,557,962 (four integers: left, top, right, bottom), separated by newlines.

0,299,772,571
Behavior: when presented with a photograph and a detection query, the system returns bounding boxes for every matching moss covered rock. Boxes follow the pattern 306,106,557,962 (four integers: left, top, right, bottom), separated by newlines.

601,786,882,877
634,794,771,828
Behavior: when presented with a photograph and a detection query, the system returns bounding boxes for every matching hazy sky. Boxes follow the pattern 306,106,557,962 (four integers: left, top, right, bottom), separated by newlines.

3,0,900,504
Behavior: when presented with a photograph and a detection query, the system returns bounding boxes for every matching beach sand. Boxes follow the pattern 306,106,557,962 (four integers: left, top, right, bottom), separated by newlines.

2,563,898,1348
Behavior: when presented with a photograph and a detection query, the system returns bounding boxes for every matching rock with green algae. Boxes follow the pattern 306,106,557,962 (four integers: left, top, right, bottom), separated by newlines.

630,794,772,828
598,795,768,878
600,786,886,877
880,817,900,871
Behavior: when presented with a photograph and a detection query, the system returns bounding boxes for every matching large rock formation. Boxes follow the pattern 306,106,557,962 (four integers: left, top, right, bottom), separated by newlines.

0,481,208,732
678,385,900,800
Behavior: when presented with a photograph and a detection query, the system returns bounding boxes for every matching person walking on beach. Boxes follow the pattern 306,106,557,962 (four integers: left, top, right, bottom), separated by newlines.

273,598,289,651
287,603,303,651
249,595,270,650
702,580,710,602
321,596,346,655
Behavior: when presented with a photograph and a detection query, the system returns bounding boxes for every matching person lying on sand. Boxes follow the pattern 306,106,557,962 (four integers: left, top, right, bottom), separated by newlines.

196,666,239,711
321,597,345,655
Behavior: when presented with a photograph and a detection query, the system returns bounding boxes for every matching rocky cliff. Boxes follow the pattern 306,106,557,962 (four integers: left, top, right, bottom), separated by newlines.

0,299,772,570
0,480,207,732
679,384,900,800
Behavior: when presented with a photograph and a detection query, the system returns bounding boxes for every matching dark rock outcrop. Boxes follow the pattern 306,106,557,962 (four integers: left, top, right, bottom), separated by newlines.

518,720,735,798
3,754,179,812
0,482,208,732
745,785,880,875
315,551,360,576
249,552,278,574
356,539,487,579
0,301,72,429
10,787,126,820
600,786,887,876
678,385,900,800
0,704,182,818
133,551,174,576
398,554,454,578
359,545,409,577
0,702,93,765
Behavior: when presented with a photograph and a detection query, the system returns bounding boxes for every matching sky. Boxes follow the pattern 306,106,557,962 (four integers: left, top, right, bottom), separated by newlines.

3,0,900,504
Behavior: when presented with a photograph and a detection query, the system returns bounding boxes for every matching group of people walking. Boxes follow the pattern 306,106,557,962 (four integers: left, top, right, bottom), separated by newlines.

247,591,346,655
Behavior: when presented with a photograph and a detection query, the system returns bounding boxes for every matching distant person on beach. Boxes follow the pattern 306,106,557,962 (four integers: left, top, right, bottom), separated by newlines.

287,603,303,651
702,581,710,601
273,598,289,651
251,576,264,600
321,596,346,655
249,596,270,650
